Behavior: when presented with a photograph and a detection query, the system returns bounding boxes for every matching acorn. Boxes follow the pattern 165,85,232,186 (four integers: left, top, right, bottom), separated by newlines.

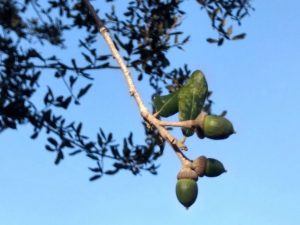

205,158,226,177
192,156,207,177
176,179,198,209
202,115,234,140
176,167,198,208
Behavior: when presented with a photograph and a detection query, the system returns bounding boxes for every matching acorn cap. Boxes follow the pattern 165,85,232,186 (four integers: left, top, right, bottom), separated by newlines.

194,112,206,139
192,156,207,177
177,167,198,181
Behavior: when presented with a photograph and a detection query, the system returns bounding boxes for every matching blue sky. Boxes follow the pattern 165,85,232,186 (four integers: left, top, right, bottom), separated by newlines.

1,1,300,225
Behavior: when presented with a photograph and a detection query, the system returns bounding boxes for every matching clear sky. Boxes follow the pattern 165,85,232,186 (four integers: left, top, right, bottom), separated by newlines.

1,1,300,225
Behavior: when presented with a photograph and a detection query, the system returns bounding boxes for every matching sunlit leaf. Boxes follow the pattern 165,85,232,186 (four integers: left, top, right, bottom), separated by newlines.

178,70,208,136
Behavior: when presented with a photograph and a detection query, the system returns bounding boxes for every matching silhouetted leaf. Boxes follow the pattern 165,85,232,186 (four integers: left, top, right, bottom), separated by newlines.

69,76,77,88
128,132,133,146
44,87,54,105
110,146,121,159
87,153,99,160
82,52,93,64
76,122,82,135
99,128,106,139
107,133,113,143
232,33,246,40
69,150,82,156
45,144,55,152
59,96,72,109
77,83,92,99
30,131,39,139
97,133,103,147
89,175,101,181
54,150,64,165
206,38,218,44
218,38,224,46
89,167,102,173
48,137,58,147
105,168,119,175
123,139,130,157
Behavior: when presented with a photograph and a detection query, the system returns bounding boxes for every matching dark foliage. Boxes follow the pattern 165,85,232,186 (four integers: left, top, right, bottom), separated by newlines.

0,0,252,180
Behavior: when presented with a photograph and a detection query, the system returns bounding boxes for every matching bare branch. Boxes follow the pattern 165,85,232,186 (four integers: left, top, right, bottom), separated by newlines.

82,0,190,166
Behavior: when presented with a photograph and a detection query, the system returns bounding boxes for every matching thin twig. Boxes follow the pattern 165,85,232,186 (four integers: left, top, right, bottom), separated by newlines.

159,120,196,129
0,63,121,71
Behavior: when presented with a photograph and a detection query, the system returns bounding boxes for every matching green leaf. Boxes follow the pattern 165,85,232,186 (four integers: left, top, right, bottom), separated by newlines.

178,70,208,137
152,90,179,117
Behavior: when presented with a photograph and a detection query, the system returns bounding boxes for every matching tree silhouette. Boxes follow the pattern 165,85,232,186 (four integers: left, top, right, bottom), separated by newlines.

0,0,253,182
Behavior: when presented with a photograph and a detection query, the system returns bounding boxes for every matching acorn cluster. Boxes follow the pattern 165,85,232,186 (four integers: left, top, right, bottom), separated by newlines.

152,70,235,209
175,114,234,208
176,156,226,209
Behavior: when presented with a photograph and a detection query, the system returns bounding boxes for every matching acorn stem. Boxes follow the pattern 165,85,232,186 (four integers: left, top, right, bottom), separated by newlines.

158,112,207,129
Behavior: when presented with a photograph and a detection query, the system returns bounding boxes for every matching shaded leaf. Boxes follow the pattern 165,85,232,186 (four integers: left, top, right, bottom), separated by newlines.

152,90,179,117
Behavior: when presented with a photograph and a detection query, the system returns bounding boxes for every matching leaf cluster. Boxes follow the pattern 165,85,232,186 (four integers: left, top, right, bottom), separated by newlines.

197,0,253,45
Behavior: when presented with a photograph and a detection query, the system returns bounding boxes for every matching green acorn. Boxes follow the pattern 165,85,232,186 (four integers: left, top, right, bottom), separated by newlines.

176,179,198,209
176,167,198,209
205,158,226,177
203,115,234,140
